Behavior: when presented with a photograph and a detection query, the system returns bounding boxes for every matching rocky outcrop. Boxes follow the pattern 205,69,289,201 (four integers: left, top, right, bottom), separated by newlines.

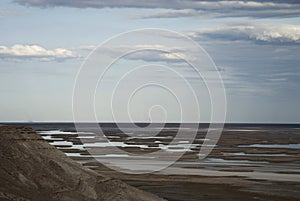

0,125,165,201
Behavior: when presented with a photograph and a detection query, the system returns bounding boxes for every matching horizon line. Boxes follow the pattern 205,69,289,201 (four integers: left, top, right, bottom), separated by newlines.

1,121,300,125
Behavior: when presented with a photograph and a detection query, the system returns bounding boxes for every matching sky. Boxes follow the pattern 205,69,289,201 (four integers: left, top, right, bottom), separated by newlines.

0,0,300,123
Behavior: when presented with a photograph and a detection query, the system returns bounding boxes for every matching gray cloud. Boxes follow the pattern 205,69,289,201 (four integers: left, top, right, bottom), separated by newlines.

136,7,300,19
14,0,300,19
0,9,21,17
189,23,300,44
0,44,78,61
83,44,195,64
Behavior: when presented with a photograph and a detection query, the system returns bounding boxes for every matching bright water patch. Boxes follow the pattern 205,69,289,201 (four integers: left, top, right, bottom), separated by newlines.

238,144,300,149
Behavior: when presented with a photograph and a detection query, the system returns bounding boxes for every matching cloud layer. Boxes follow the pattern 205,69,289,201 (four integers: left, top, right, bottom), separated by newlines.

0,44,77,61
14,0,300,19
84,44,195,64
190,23,300,44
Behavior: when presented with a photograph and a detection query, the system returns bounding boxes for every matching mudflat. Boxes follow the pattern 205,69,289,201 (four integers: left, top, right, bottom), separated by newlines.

3,123,300,201
30,123,300,201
